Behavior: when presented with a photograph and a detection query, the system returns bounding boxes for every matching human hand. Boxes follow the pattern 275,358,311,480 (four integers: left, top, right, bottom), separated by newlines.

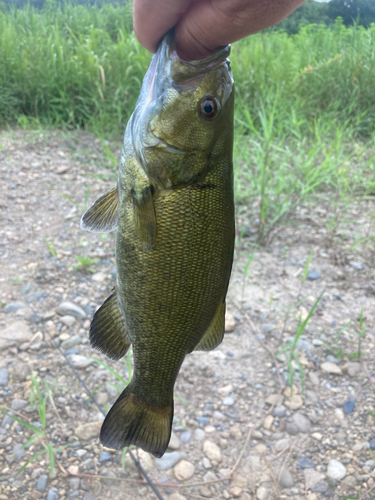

133,0,306,60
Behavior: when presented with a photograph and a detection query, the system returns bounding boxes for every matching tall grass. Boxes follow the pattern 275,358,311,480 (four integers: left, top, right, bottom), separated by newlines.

1,2,375,136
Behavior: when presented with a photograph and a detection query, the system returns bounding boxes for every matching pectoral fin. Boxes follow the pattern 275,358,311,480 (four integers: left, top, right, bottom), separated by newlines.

80,186,119,233
194,302,226,351
132,186,157,253
90,289,131,360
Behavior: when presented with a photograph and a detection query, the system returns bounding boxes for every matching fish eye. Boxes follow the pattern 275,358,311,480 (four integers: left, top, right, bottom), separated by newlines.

200,97,220,120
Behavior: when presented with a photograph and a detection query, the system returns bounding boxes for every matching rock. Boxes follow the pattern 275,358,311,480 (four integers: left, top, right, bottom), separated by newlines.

263,415,274,430
61,335,81,350
169,494,188,500
276,467,294,488
343,399,356,415
154,451,186,471
0,321,31,348
5,302,25,313
203,440,222,464
46,488,58,500
199,486,212,497
273,406,286,417
194,429,206,442
11,399,27,411
283,386,298,397
60,315,76,327
311,481,328,493
67,465,80,475
99,451,112,462
218,384,234,396
256,486,270,500
168,431,181,450
174,460,195,481
239,494,252,500
304,469,326,490
285,395,303,410
70,355,92,368
312,339,323,346
29,313,43,324
349,261,364,270
225,313,236,332
341,475,357,490
327,459,347,480
180,431,192,443
335,408,345,420
83,493,95,500
68,477,80,490
286,413,311,435
307,270,320,281
297,457,316,469
229,486,242,497
369,440,375,450
223,396,235,406
12,443,24,462
345,362,361,377
274,438,289,452
75,421,102,441
254,443,267,454
266,394,284,406
311,432,323,441
0,368,9,386
197,416,209,426
92,272,106,283
56,301,86,319
308,372,320,386
36,475,48,492
10,362,31,381
321,362,342,375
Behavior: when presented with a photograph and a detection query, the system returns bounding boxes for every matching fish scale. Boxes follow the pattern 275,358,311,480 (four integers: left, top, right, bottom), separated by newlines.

81,32,234,457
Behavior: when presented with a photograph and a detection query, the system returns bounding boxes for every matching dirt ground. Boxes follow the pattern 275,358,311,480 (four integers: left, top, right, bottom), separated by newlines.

0,129,375,500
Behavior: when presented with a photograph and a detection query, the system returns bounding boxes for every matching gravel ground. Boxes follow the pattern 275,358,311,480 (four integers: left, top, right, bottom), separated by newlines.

0,129,375,500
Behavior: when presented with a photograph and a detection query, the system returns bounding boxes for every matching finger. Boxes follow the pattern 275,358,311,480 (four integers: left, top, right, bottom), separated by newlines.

175,0,306,60
133,0,193,53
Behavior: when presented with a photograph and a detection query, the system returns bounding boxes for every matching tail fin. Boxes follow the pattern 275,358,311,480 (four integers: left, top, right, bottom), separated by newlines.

100,385,173,458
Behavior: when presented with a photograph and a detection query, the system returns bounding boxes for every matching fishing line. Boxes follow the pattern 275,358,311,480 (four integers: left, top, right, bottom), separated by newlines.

40,324,165,500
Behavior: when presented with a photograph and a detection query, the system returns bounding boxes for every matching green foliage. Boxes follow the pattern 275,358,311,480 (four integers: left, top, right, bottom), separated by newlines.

73,255,99,273
276,0,331,34
328,0,375,27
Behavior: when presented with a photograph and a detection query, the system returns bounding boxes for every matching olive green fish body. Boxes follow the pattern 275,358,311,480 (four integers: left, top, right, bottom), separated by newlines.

81,33,234,457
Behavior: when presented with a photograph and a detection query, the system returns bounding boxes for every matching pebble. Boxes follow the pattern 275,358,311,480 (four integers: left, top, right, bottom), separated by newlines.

199,486,212,497
12,443,24,462
154,451,186,471
304,469,325,490
254,443,267,454
56,301,86,319
326,355,340,364
311,432,323,441
286,413,311,435
203,457,212,468
75,421,102,441
275,438,289,452
369,440,375,450
0,321,32,348
60,315,76,327
343,399,356,415
29,313,43,324
307,270,320,281
263,415,274,430
312,339,323,346
256,486,270,500
225,313,236,332
46,488,58,500
345,362,361,377
22,284,32,295
180,431,192,443
168,494,188,500
99,451,112,462
266,394,284,406
308,372,320,386
168,431,181,450
61,335,82,350
194,428,206,441
197,416,209,426
277,467,294,488
297,457,316,469
69,355,93,368
174,460,195,481
284,394,303,410
320,362,342,375
11,398,27,411
83,493,95,500
36,475,48,492
229,486,242,497
223,396,235,406
4,302,25,313
327,459,347,480
334,408,345,420
218,384,233,396
203,440,222,464
0,368,9,386
349,261,364,270
92,272,106,283
68,477,80,490
272,406,286,417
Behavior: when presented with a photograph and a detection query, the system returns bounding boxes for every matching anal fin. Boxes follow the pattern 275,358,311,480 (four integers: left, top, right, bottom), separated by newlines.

90,289,131,360
132,185,157,253
81,186,119,233
194,302,226,351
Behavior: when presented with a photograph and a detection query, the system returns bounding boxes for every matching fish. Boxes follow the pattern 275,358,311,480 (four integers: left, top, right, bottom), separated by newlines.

80,32,235,458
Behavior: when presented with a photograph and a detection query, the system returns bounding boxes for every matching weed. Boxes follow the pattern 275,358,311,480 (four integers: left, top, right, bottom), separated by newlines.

44,237,57,258
73,255,99,273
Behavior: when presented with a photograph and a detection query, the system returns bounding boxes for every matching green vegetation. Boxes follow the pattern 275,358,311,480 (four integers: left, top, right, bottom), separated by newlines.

73,255,99,273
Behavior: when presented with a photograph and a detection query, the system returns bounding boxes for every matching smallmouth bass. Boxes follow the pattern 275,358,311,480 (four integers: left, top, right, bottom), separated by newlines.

81,32,235,458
